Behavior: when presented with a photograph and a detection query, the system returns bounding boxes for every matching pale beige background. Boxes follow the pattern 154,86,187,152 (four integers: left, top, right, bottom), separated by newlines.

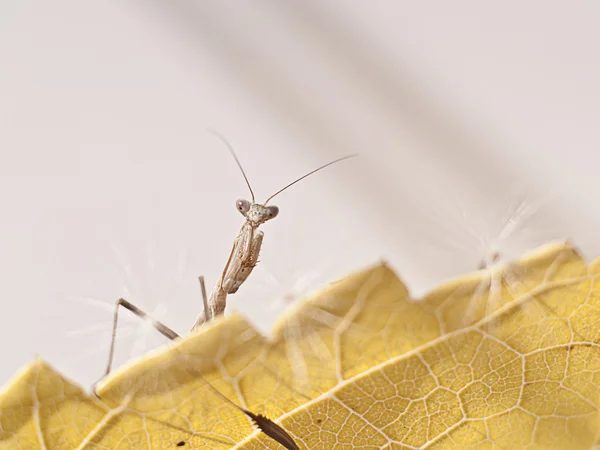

1,1,599,387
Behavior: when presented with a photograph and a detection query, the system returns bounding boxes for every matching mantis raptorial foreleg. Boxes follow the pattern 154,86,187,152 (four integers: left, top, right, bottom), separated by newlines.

191,226,263,330
223,228,263,294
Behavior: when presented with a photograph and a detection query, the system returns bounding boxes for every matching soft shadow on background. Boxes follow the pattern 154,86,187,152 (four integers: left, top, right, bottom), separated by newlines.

0,0,599,386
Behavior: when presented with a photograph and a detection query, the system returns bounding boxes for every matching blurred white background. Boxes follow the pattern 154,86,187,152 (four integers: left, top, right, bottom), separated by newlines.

1,0,599,387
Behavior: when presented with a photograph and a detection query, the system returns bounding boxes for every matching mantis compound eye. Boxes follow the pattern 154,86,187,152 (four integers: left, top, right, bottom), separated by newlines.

236,199,251,214
266,205,279,219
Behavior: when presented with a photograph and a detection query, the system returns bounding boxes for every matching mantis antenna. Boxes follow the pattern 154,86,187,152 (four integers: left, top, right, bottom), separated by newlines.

264,153,358,204
206,127,256,202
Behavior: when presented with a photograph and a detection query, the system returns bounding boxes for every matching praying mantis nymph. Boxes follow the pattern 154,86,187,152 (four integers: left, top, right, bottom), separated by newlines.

94,130,357,450
190,129,356,330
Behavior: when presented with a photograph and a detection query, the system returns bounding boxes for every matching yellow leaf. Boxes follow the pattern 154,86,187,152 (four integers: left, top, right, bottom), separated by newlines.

2,241,600,449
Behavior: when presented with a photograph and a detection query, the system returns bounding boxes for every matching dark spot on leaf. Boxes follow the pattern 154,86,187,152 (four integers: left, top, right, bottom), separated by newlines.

176,442,185,447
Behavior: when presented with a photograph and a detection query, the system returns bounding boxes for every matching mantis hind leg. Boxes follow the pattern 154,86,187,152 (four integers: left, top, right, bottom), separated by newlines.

93,298,179,396
190,276,224,331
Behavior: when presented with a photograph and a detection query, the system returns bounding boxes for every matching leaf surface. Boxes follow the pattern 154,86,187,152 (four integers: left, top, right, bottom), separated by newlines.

2,241,600,449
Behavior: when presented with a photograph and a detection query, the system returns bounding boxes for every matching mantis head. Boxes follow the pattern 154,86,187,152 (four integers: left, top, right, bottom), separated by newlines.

236,199,279,226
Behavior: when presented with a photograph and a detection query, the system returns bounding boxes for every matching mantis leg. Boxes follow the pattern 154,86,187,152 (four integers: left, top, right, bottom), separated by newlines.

190,276,216,331
93,298,179,396
191,227,263,331
222,230,263,294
